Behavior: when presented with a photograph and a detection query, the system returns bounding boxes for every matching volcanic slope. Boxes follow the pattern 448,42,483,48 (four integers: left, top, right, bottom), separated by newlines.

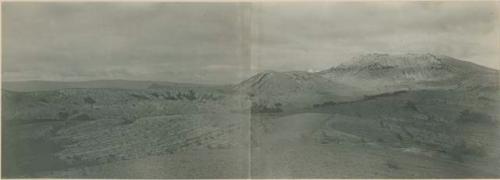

318,53,499,94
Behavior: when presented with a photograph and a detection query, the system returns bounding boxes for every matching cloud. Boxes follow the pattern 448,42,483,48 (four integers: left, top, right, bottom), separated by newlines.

251,2,499,70
2,2,498,83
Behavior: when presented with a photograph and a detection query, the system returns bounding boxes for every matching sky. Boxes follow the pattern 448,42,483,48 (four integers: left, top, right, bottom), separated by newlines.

2,2,499,84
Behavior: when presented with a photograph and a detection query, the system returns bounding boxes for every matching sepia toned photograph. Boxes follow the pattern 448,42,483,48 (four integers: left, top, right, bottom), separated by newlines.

1,1,499,179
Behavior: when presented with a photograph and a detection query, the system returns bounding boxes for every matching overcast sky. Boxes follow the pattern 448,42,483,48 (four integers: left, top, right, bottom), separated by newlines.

3,2,499,84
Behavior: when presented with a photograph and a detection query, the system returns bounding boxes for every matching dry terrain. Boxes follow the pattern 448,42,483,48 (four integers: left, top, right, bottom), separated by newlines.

2,53,499,178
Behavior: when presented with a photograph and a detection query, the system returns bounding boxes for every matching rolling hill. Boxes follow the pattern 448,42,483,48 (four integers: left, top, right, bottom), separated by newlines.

235,71,362,112
2,53,499,178
235,53,498,112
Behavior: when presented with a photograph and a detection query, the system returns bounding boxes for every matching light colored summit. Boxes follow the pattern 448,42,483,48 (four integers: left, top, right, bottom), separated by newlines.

318,53,498,94
335,53,444,69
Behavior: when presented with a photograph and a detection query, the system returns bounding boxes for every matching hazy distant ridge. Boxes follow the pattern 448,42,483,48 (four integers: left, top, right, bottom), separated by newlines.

3,53,498,93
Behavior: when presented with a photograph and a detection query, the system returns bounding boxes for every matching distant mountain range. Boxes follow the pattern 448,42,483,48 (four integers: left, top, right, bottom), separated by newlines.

2,80,228,92
4,53,498,94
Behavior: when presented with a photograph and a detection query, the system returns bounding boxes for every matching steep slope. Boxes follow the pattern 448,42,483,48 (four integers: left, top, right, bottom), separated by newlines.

318,53,499,93
235,71,361,112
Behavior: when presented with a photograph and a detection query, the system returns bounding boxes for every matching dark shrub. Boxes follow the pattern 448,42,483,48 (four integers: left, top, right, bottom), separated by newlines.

251,103,283,113
457,109,496,125
83,96,96,108
163,92,177,100
150,92,160,98
404,101,419,112
176,92,184,100
184,90,196,101
130,94,150,100
363,90,408,100
122,117,135,125
39,98,49,103
313,101,336,108
57,111,69,120
448,140,487,162
386,160,401,170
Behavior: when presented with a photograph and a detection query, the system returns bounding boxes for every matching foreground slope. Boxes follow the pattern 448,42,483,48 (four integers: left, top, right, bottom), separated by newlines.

2,87,251,178
250,86,499,178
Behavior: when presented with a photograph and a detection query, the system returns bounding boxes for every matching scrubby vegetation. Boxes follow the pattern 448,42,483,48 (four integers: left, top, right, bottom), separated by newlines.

83,96,96,108
251,102,283,113
456,109,496,125
2,53,500,178
448,140,487,162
